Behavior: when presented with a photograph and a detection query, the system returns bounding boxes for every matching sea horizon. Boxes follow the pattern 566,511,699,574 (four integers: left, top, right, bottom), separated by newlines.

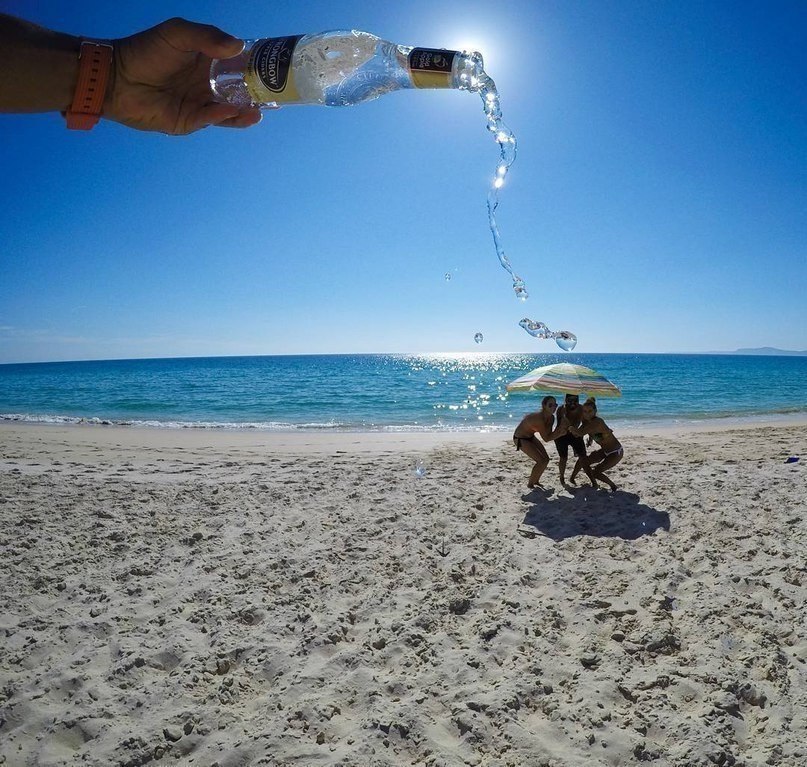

2,347,806,367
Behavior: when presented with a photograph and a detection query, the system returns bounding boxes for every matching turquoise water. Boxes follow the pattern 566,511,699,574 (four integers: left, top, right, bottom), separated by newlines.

0,353,805,431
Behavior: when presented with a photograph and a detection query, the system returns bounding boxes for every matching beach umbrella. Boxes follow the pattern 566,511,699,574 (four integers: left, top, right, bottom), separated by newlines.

506,363,621,398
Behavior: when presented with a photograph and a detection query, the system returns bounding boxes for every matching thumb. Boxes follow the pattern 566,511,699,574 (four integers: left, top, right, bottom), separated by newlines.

157,17,244,59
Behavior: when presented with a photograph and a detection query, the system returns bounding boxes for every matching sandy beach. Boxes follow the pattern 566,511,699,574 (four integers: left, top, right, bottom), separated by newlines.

1,419,805,767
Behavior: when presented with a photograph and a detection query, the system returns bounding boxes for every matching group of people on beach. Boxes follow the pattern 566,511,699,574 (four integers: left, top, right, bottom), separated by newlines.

513,394,623,491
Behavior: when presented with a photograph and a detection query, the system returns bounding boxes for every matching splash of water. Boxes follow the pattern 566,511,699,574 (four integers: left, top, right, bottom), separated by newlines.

519,318,578,351
477,76,526,302
469,66,578,346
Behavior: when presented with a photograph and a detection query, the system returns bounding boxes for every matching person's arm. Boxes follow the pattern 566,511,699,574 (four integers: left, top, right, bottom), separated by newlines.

535,416,566,443
0,14,80,113
548,420,567,441
569,420,592,438
0,13,262,133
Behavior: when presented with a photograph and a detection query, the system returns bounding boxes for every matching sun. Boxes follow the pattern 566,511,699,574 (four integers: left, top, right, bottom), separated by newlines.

454,35,494,62
443,29,510,77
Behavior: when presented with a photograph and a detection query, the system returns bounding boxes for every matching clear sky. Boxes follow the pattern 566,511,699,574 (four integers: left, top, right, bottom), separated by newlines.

1,0,805,363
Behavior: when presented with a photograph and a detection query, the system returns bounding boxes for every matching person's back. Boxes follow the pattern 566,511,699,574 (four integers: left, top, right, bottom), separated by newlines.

587,416,620,452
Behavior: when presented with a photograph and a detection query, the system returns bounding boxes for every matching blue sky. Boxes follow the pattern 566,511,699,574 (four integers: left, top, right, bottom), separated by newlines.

1,0,805,363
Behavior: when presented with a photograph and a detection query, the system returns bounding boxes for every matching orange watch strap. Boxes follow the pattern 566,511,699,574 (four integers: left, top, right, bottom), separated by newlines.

65,41,113,130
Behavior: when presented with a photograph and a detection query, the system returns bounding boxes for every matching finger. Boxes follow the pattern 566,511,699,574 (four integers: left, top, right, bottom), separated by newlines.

182,102,243,134
215,109,263,129
158,17,244,59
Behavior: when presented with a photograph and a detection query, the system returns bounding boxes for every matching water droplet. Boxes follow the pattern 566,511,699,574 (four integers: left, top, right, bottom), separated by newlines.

474,332,484,344
513,278,528,300
519,318,578,348
519,318,549,338
554,331,578,351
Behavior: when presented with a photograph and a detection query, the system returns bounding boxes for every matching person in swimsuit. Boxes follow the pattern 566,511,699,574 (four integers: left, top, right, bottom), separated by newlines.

568,397,623,491
513,396,567,489
554,393,596,487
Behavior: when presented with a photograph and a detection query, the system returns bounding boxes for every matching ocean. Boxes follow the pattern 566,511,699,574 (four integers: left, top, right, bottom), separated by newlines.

0,353,805,432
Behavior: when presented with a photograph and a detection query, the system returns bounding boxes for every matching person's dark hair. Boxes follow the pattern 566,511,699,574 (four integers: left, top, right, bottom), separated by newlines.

542,395,556,408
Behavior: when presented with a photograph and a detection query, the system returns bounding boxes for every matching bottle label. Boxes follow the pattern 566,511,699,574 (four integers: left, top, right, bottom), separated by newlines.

408,48,458,89
246,35,303,104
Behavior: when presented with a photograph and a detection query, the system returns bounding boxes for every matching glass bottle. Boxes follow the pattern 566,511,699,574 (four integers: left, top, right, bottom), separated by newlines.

210,30,485,108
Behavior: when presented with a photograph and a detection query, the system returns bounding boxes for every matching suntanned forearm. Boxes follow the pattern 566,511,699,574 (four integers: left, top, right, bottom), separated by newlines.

2,14,260,134
0,13,83,113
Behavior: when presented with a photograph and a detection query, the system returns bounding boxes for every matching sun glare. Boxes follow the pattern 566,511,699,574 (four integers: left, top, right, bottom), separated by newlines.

457,39,488,56
444,29,498,65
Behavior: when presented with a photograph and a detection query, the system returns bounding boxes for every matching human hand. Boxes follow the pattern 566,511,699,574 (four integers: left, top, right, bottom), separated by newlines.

105,17,262,134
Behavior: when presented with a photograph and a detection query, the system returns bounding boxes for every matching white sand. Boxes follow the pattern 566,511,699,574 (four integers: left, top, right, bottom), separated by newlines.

1,420,805,766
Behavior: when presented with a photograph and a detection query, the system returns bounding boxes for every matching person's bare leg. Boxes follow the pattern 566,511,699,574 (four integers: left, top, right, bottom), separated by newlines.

578,454,599,488
592,451,623,491
558,454,568,485
572,450,599,489
529,455,549,488
593,470,617,491
518,440,549,488
570,457,598,489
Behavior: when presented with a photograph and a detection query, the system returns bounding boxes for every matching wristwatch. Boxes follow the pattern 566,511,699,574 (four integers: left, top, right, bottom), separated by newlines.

65,41,113,130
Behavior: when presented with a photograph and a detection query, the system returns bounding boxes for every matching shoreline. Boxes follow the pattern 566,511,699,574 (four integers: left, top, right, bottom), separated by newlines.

1,414,806,456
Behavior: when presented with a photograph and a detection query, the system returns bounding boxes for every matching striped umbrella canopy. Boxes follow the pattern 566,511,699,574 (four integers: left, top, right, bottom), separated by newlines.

506,363,621,398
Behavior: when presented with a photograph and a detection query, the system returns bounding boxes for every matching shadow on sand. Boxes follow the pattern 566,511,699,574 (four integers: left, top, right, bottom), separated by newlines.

518,488,670,541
